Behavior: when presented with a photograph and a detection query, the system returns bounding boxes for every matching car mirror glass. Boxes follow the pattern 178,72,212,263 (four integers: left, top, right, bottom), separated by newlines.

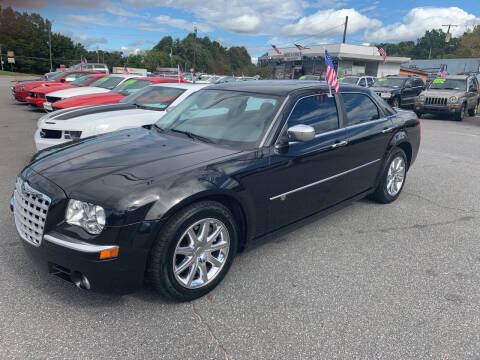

287,124,315,142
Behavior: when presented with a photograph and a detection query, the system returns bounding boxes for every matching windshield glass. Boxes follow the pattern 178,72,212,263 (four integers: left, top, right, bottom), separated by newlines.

155,90,282,149
48,72,65,81
339,77,359,84
71,75,95,87
372,78,405,88
428,78,466,90
112,79,153,96
89,76,124,89
121,85,186,110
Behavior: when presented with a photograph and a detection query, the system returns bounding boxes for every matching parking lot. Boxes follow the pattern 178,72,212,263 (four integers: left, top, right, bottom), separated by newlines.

1,75,480,359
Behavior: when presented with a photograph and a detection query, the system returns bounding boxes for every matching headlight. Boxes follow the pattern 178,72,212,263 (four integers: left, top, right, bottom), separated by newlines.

418,95,425,102
65,199,106,234
64,130,82,140
448,96,458,104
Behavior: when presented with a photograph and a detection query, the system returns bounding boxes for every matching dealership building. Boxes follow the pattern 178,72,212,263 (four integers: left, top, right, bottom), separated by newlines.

258,43,410,80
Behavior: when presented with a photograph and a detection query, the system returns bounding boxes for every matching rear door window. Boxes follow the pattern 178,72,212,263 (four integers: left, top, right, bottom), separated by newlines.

358,78,367,87
342,93,380,126
288,94,339,134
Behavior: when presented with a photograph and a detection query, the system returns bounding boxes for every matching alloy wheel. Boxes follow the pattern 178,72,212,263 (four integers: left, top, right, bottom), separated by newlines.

386,156,406,197
173,218,230,289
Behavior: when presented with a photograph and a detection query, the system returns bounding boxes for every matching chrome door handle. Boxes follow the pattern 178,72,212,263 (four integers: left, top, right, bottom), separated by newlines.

382,127,394,133
331,140,348,149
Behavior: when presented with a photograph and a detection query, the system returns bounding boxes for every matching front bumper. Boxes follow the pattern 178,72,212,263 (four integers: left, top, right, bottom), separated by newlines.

414,103,462,114
13,90,28,102
26,96,46,107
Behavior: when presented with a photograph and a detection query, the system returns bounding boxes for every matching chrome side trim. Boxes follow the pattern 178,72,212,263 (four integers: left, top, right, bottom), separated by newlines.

259,95,290,147
44,234,119,253
269,158,381,200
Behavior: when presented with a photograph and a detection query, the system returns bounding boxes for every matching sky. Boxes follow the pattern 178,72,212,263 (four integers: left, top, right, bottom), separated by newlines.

3,0,480,63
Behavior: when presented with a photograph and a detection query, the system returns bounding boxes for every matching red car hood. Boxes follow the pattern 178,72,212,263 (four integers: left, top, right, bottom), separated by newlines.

16,81,59,91
53,92,125,109
31,84,75,95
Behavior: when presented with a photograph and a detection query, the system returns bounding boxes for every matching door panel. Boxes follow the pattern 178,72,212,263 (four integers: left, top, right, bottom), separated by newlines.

267,128,349,230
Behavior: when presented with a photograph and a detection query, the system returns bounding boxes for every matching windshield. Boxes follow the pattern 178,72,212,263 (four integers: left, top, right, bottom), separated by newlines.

89,76,124,89
120,85,186,110
155,90,282,149
112,79,153,96
372,78,405,88
71,75,95,87
340,77,359,84
48,72,66,81
428,78,466,90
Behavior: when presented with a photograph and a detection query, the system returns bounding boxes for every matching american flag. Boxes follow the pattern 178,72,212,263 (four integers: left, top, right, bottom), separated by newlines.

177,65,184,83
324,49,339,93
122,66,130,74
378,46,387,64
295,44,310,51
271,45,281,54
437,69,447,77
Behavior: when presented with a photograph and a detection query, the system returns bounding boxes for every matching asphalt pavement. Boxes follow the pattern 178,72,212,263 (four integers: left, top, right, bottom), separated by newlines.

1,76,480,359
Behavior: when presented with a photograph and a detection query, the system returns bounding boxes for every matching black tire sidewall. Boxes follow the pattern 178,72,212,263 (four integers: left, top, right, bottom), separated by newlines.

393,97,400,108
376,148,407,203
149,202,238,301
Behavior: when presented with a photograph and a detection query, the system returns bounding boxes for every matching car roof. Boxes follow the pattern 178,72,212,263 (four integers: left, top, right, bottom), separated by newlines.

108,74,140,78
151,83,208,90
137,77,188,83
445,75,469,80
207,80,368,96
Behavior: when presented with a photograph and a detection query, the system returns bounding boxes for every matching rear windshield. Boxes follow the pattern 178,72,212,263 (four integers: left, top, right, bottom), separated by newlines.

89,76,124,89
112,79,153,96
339,77,359,84
372,78,405,88
428,78,466,90
48,72,65,81
121,85,186,110
71,75,95,87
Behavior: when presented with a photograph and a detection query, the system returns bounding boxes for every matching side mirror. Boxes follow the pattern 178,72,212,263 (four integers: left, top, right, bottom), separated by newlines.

287,124,315,142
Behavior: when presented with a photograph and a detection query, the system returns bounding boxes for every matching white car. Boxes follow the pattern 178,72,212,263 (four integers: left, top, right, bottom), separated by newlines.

35,83,208,151
43,74,140,111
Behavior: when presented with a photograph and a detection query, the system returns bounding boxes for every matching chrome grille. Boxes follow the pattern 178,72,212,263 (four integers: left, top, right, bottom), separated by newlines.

425,97,447,105
13,178,51,246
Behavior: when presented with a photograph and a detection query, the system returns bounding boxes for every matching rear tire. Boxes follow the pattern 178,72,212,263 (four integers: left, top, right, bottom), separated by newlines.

371,148,408,204
468,104,476,117
147,201,238,301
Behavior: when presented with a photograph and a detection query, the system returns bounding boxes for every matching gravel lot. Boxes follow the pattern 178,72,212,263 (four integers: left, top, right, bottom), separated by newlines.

1,75,480,359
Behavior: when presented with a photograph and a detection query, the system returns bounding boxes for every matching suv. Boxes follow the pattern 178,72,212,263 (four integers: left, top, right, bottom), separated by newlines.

371,76,424,108
414,75,480,121
339,75,376,88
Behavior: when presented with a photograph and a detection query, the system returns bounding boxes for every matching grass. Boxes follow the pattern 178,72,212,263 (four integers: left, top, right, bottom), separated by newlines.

0,70,39,77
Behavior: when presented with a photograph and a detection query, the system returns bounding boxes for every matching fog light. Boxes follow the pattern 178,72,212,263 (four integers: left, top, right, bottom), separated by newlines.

100,248,119,259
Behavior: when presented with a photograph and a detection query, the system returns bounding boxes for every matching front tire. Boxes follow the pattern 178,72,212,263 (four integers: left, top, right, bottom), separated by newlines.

147,201,238,301
392,97,400,108
371,148,407,204
455,103,466,121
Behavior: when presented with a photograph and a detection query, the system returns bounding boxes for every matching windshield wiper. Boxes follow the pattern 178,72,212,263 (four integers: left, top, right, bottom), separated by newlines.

168,129,214,143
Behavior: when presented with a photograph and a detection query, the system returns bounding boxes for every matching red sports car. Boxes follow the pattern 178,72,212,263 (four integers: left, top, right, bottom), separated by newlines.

50,77,189,110
25,74,107,108
11,70,101,102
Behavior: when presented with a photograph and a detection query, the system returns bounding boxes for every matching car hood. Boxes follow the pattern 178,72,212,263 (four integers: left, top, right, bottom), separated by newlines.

38,105,162,132
421,89,466,98
29,127,239,201
17,81,52,90
48,86,110,98
53,92,124,108
32,84,74,94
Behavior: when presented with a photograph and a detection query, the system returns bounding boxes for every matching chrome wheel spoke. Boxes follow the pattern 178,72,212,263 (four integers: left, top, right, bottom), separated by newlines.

386,156,406,197
173,217,230,289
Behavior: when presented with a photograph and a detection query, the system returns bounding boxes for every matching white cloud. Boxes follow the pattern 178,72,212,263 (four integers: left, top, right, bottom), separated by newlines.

58,30,107,48
66,14,113,25
366,7,480,42
154,15,213,32
137,21,166,32
251,57,258,65
124,0,305,34
282,8,381,36
121,46,145,55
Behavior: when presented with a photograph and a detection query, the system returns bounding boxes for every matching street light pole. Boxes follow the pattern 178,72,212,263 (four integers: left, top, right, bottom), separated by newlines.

48,21,53,72
0,44,4,71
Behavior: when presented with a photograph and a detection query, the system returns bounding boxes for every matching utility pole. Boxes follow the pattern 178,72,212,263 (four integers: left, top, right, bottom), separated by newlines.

442,24,457,57
193,24,197,83
342,16,348,43
96,47,99,63
48,20,53,72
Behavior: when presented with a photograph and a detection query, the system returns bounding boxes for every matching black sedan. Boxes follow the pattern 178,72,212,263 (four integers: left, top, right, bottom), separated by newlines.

11,81,420,301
